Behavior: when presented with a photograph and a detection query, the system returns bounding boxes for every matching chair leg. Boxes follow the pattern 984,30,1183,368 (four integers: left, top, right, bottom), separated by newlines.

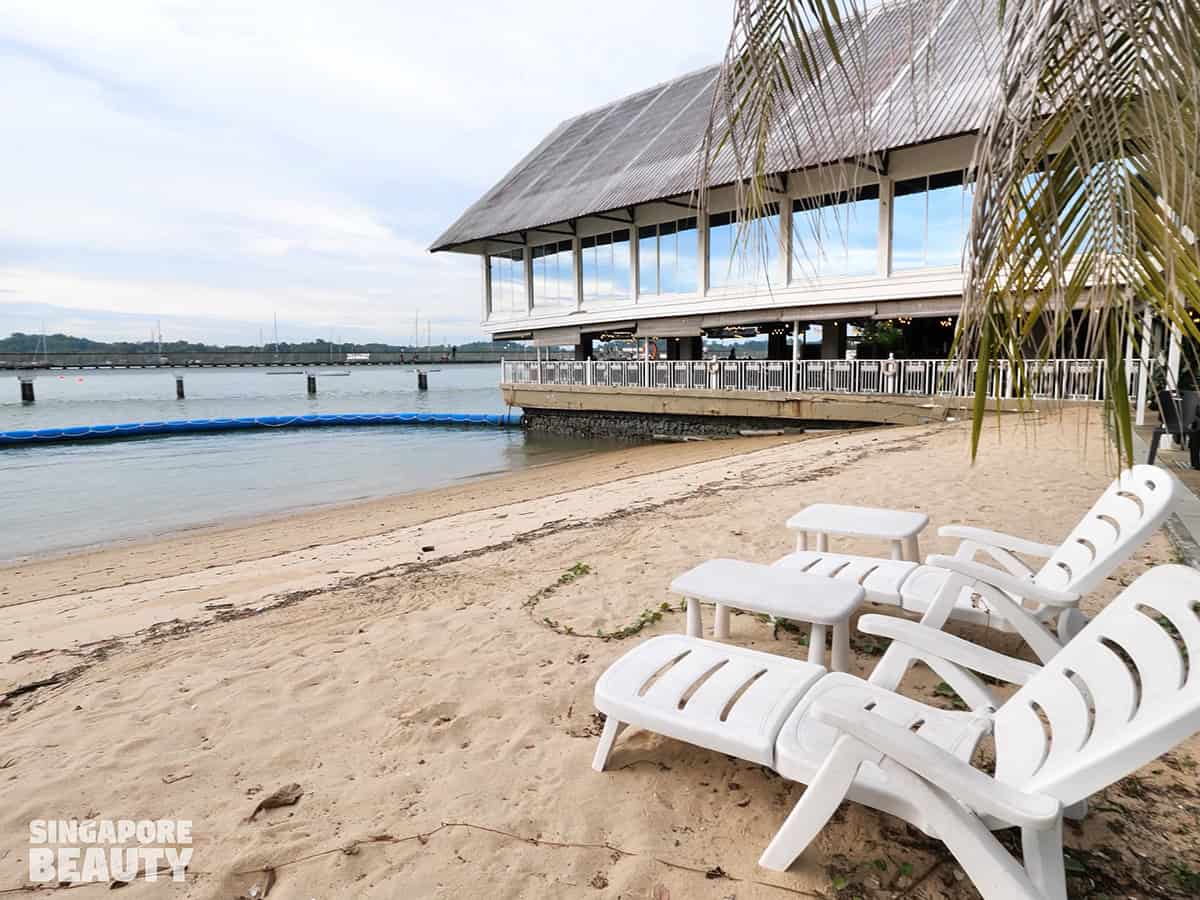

882,762,1044,900
592,718,627,772
1148,429,1162,465
714,603,730,640
1021,819,1067,900
758,738,867,871
808,623,827,667
1063,797,1087,821
831,621,850,673
1056,608,1088,644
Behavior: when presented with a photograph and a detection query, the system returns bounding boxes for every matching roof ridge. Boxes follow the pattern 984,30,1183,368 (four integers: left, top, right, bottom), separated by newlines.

548,62,721,136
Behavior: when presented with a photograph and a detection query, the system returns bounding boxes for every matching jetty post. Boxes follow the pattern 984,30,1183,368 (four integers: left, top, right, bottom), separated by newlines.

175,374,185,399
18,376,34,403
306,372,317,395
417,370,428,391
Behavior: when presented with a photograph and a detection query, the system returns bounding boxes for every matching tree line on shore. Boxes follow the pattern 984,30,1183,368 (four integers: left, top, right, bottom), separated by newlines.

0,333,523,355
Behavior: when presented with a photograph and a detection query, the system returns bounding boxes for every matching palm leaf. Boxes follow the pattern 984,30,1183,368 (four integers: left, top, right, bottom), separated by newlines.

704,0,1200,465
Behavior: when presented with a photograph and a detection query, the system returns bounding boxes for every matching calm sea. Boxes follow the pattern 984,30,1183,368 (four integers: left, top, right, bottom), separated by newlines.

0,365,612,561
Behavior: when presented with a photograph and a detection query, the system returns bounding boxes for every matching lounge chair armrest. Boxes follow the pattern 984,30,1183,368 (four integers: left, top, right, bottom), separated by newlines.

857,615,1041,686
927,555,1081,608
938,525,1057,558
810,701,1061,828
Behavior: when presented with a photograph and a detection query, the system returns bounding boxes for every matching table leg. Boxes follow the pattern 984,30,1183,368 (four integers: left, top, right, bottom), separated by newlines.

816,533,828,552
890,540,903,561
831,621,850,673
715,603,730,639
904,535,920,562
797,532,808,553
686,597,702,637
808,623,827,667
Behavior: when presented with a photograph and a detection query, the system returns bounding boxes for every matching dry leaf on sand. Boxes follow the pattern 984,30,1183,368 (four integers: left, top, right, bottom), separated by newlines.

247,783,303,822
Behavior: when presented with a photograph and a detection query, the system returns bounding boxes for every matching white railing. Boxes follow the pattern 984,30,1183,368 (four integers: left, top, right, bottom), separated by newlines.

502,358,1140,402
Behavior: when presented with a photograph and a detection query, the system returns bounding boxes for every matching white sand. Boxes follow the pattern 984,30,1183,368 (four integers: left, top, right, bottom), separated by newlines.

2,411,1195,899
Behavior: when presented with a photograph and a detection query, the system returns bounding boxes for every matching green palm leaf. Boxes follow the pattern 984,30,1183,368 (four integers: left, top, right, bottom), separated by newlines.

704,0,1200,465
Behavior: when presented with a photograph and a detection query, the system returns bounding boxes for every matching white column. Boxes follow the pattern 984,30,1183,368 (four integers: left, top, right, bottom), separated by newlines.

522,245,534,317
877,175,893,277
1165,320,1183,448
572,235,583,312
480,254,492,322
791,320,800,392
1168,321,1182,388
779,198,793,286
630,214,640,302
1136,306,1152,426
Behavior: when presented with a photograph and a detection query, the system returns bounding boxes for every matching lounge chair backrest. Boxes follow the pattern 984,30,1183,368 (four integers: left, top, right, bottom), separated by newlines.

993,564,1200,804
1031,465,1176,595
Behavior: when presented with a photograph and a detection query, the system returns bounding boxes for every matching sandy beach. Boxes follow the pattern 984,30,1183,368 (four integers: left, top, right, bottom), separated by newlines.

3,411,1198,899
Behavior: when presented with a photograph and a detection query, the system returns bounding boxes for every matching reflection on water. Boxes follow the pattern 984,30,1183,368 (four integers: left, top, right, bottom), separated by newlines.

0,366,620,561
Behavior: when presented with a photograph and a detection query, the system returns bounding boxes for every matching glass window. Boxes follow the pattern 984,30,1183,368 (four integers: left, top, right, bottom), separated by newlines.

708,205,781,290
638,225,657,295
893,171,973,270
791,186,880,280
488,248,525,318
638,217,698,296
532,240,574,310
581,228,631,302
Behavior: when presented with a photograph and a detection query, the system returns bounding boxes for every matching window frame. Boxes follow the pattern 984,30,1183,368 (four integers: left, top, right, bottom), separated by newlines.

580,227,632,303
637,216,699,298
706,202,782,292
891,170,973,271
790,185,881,281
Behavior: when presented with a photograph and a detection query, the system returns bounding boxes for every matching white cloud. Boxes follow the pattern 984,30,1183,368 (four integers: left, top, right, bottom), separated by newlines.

0,0,733,344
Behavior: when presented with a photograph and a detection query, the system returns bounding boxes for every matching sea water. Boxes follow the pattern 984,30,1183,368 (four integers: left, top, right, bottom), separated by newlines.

0,365,610,560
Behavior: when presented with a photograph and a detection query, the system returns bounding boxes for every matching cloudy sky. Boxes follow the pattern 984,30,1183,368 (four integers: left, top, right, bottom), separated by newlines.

0,1,733,346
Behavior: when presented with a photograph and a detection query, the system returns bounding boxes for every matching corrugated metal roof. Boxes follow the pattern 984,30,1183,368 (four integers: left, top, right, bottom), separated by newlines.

431,0,1000,252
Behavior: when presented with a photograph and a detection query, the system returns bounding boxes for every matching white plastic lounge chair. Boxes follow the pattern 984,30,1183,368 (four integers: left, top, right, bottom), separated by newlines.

758,563,1200,900
594,565,1200,900
774,465,1175,661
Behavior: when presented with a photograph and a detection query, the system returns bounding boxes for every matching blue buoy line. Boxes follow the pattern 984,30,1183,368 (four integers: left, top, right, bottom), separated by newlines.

0,412,524,446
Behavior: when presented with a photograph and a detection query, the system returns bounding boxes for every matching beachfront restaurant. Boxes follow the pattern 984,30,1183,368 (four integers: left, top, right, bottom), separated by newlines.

430,8,1156,429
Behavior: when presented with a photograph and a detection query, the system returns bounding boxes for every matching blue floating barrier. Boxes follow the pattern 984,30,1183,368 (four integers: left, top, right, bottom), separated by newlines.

0,412,523,446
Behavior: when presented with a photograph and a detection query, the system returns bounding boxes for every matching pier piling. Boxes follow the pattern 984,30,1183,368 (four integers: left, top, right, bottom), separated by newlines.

417,370,428,391
19,377,34,403
175,375,185,400
306,373,317,395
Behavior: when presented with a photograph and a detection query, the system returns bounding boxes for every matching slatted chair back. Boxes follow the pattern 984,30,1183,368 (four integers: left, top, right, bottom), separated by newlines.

1031,466,1175,595
993,564,1200,804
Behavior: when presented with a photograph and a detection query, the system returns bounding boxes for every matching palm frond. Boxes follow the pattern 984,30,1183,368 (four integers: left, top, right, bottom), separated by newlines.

704,0,1200,465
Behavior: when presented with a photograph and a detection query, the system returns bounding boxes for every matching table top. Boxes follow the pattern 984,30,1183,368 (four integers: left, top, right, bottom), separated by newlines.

669,558,863,624
786,503,929,540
